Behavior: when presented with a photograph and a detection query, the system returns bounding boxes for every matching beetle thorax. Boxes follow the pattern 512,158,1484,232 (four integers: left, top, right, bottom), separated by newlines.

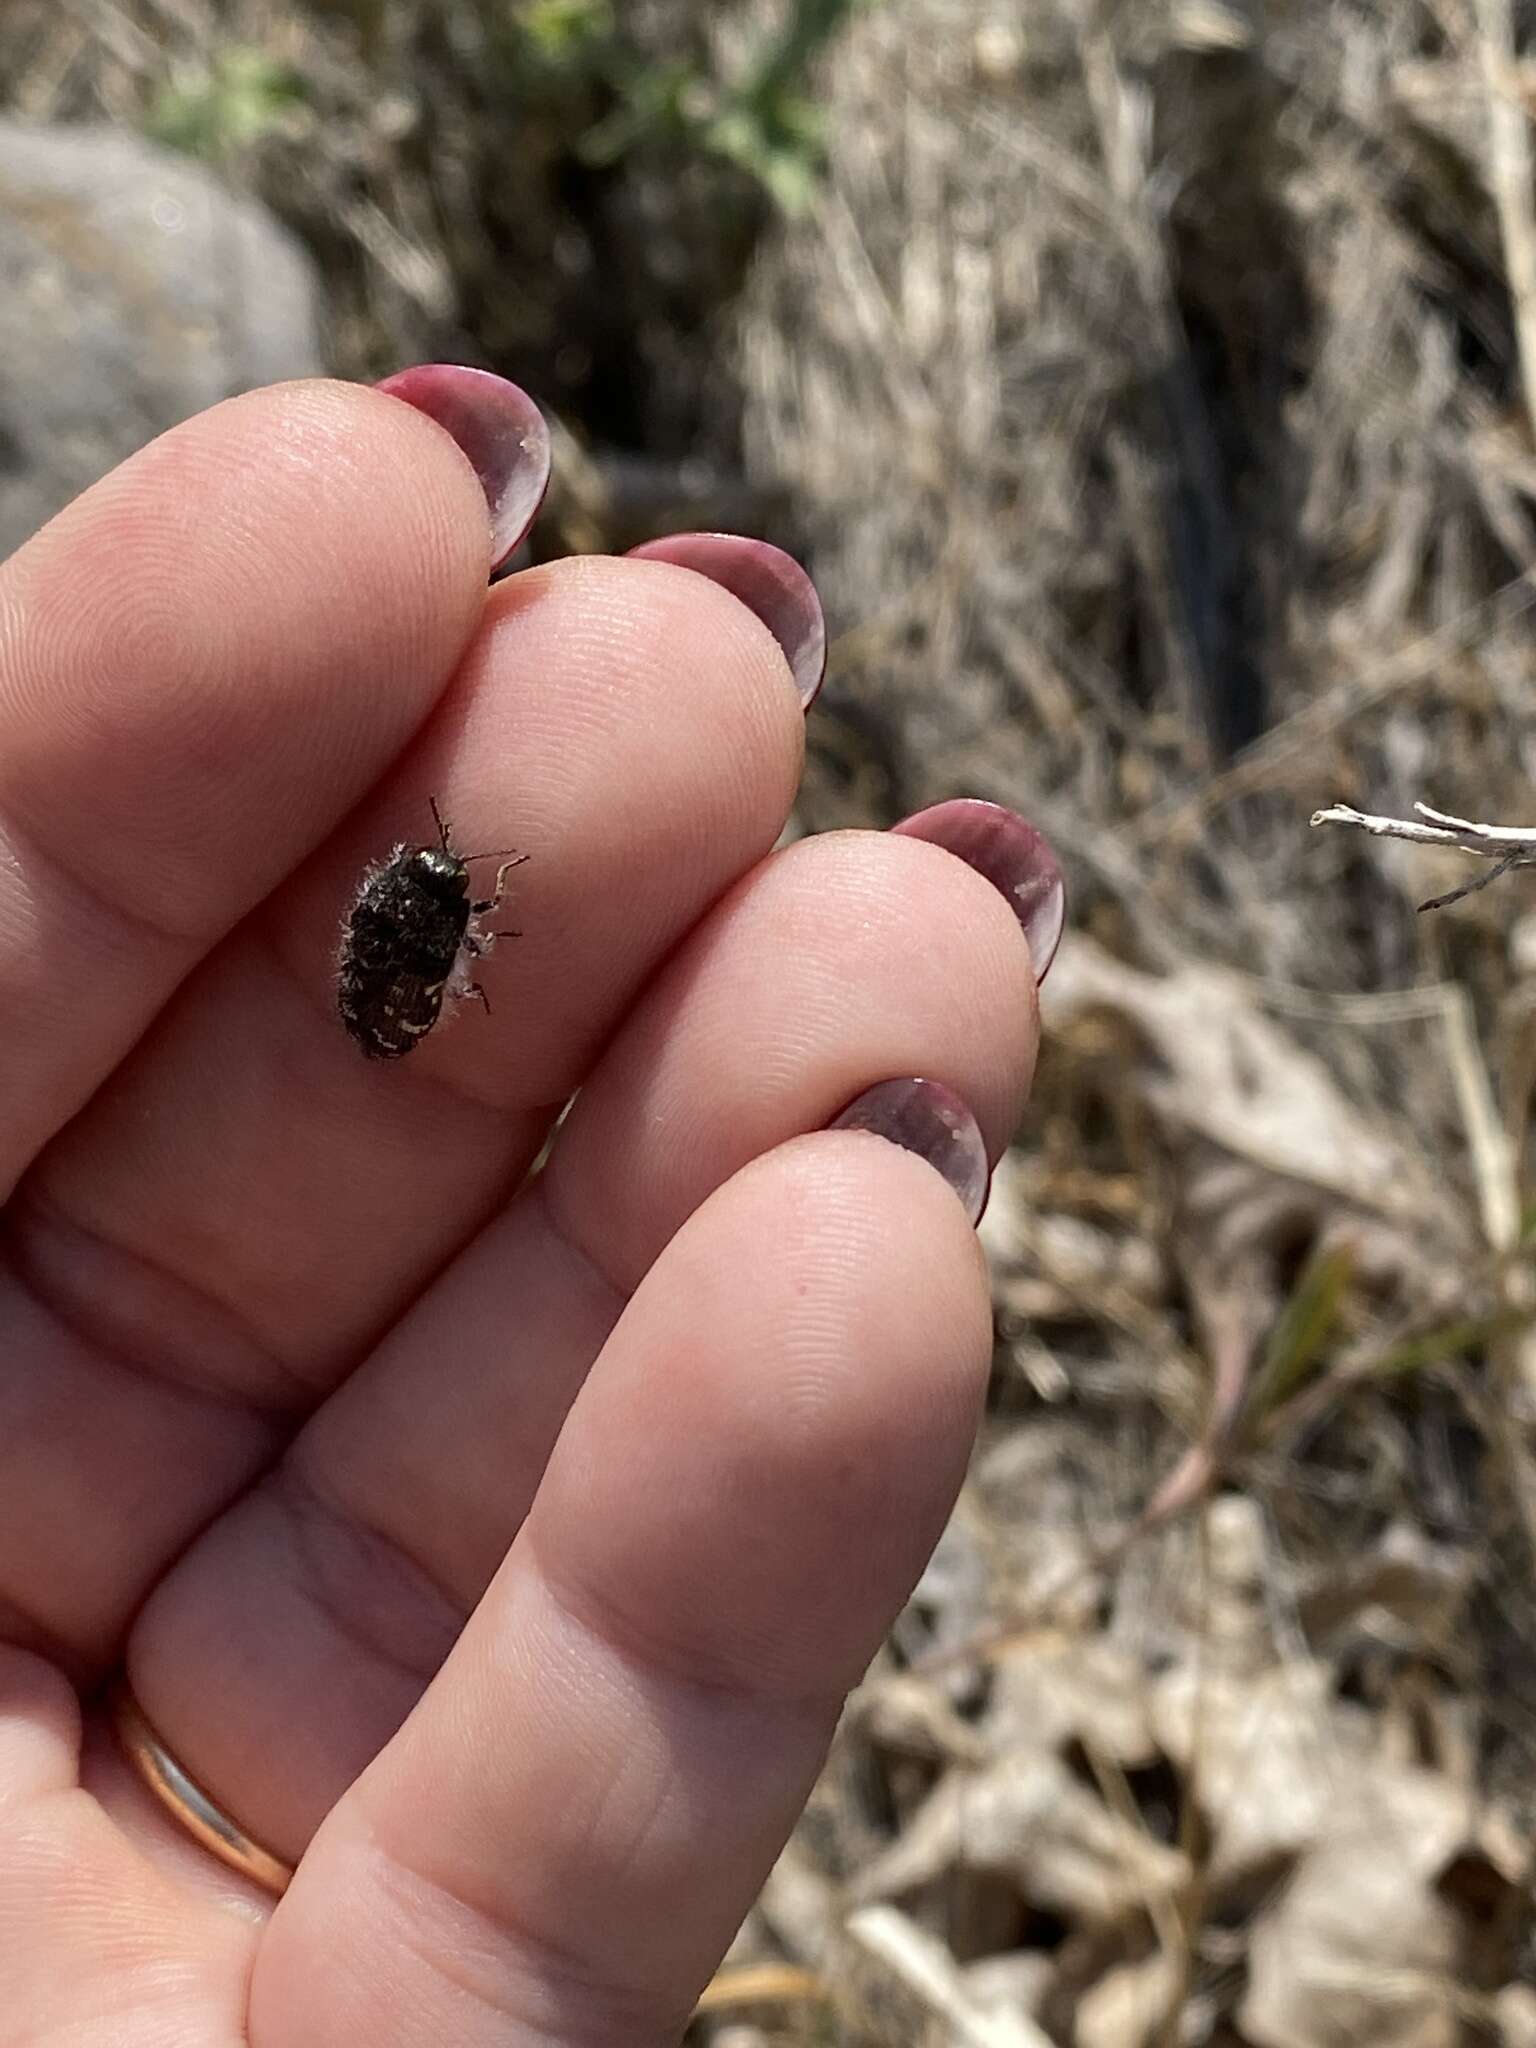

407,847,469,900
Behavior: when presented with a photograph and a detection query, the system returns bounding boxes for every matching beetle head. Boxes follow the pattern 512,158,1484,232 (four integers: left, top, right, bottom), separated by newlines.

407,846,470,901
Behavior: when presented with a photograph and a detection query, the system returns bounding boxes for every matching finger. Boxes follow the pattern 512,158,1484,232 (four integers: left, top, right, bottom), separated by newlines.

123,815,1050,1853
0,373,517,1199
251,1131,992,2047
127,813,1046,1809
2,553,807,1670
0,1647,78,1808
0,1654,255,2044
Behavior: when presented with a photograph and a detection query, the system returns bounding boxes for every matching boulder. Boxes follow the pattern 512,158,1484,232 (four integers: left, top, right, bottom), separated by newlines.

0,119,323,560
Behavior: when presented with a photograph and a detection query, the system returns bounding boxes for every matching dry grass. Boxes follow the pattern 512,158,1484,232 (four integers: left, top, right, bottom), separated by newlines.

6,1,1536,2040
730,2,1536,2038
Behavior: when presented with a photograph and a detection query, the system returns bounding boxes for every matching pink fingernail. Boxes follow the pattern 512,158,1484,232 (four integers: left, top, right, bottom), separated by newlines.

829,1077,991,1226
627,532,827,708
893,799,1066,983
376,365,552,573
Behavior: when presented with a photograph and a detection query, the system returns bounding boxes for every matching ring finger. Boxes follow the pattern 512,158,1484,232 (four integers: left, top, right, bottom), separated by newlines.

252,1126,1000,2047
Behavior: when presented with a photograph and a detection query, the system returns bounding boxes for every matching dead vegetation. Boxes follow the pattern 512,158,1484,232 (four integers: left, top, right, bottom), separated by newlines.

6,0,1536,2041
721,2,1536,2038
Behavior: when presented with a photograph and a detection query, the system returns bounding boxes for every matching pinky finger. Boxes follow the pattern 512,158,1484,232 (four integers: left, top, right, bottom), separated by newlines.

251,1121,994,2046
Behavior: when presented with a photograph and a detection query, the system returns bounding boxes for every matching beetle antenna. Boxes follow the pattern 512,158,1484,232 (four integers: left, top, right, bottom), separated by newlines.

462,847,530,865
428,795,452,851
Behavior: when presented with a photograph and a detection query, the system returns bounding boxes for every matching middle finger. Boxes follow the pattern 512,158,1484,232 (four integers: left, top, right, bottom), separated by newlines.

6,553,805,1669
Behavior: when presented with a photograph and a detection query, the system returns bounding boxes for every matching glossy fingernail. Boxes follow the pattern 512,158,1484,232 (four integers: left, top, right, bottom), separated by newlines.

829,1077,990,1226
627,532,827,708
893,799,1066,983
376,364,552,573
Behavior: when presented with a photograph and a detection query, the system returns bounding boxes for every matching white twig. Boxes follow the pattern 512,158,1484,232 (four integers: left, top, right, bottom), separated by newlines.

1310,800,1536,910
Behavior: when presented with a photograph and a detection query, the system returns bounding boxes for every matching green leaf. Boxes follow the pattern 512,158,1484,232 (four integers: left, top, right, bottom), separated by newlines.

1369,1307,1530,1379
1247,1243,1354,1423
516,0,613,65
149,48,306,159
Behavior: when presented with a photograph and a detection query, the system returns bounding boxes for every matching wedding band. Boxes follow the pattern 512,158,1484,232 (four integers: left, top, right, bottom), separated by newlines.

111,1680,295,1895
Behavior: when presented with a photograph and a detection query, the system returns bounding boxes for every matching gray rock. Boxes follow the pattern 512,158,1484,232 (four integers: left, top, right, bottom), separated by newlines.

0,119,324,562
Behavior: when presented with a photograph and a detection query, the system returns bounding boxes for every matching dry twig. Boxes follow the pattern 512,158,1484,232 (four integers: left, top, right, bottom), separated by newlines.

1310,799,1536,910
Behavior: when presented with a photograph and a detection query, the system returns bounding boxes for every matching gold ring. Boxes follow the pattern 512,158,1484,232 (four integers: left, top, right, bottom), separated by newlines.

111,1680,295,1896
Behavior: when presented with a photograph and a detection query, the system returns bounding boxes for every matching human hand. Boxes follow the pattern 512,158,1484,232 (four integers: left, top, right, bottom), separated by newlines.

0,368,1061,2044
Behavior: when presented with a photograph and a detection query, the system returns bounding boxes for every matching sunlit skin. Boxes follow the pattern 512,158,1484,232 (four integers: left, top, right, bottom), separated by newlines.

0,379,1047,2046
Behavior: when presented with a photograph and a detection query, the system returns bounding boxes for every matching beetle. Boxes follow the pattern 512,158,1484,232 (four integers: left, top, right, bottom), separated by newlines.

336,798,527,1060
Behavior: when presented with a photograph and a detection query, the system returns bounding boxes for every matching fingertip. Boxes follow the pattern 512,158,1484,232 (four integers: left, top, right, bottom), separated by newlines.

829,1075,992,1225
0,1647,81,1798
468,549,807,889
375,366,552,573
603,551,814,740
537,1128,993,1699
626,533,826,708
893,799,1066,983
0,377,497,932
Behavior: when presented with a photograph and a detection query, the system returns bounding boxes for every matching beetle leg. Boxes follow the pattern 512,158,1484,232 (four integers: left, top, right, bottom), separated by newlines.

473,853,530,917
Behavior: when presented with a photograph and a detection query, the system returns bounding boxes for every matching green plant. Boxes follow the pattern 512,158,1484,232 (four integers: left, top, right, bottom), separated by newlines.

515,0,614,66
577,0,875,213
1246,1242,1354,1425
148,46,307,159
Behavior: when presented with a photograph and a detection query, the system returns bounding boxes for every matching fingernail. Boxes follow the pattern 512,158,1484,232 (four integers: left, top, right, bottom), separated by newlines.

829,1077,990,1226
627,532,827,708
376,364,552,574
893,799,1066,983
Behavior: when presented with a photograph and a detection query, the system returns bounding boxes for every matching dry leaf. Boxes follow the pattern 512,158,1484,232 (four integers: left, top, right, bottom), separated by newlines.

1041,937,1443,1222
843,1905,1056,2048
985,1639,1159,1771
1152,1658,1352,1882
849,1671,990,1766
1238,1765,1527,2048
851,1749,1189,1928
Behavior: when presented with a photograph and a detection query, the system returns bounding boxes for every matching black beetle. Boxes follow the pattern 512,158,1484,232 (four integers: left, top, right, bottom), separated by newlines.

337,798,527,1060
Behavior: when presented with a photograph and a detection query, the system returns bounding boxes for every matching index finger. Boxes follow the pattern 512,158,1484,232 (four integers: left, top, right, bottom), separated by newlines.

0,372,541,1196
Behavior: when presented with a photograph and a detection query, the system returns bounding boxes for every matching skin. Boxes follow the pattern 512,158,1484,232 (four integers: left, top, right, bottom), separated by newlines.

0,381,1041,2046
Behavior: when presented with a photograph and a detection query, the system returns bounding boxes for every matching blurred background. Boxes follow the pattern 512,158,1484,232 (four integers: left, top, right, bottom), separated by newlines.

5,2,1536,2041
